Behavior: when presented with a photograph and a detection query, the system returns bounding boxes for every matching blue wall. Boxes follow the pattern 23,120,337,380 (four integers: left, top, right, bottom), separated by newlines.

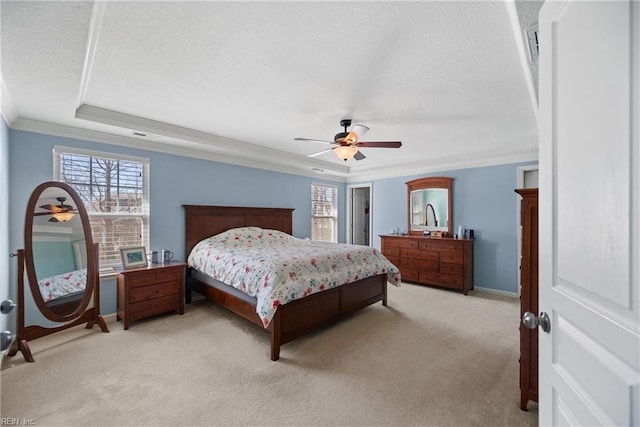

365,162,536,294
8,129,345,324
32,241,76,278
8,127,535,324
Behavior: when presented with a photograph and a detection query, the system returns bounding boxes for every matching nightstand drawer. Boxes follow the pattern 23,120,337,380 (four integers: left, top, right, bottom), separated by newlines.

130,294,181,319
130,281,181,303
127,269,183,288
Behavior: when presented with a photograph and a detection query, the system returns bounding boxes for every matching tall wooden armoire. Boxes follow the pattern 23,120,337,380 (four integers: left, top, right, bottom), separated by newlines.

515,188,538,411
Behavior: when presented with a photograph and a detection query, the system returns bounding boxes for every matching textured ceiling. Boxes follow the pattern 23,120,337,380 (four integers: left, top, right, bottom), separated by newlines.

1,1,540,182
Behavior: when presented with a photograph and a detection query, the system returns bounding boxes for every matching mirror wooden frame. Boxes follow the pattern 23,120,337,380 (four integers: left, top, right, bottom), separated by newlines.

406,177,453,236
7,181,109,362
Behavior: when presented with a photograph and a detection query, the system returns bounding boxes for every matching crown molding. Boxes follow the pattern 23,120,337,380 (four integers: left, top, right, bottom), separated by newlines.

74,104,351,177
345,142,539,183
11,117,352,181
0,76,18,125
506,0,539,122
76,0,107,107
9,114,539,184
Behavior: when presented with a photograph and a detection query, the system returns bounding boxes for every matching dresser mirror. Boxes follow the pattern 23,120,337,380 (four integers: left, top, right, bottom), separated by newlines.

7,181,108,362
406,177,453,236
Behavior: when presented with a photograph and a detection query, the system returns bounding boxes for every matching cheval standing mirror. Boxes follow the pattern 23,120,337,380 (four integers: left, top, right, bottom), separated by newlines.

7,181,108,362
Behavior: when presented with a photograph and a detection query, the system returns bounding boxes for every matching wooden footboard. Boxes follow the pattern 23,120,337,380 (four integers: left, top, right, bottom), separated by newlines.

188,270,387,360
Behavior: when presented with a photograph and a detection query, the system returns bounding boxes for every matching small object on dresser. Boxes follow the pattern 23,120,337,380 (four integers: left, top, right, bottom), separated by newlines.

120,247,148,269
147,250,159,264
161,249,174,263
468,229,475,239
457,225,463,239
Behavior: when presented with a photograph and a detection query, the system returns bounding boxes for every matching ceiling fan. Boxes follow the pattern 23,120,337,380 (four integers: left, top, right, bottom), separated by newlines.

295,119,402,161
35,196,77,222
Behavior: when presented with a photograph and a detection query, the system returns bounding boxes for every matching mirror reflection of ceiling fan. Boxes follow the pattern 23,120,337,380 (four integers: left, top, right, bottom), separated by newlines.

295,119,402,161
35,196,77,222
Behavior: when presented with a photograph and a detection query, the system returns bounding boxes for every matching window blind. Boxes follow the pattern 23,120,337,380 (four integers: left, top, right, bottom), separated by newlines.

53,146,150,273
311,183,338,243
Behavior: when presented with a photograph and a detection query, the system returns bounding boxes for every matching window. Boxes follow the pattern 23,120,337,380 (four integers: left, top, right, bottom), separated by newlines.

54,146,150,273
311,183,338,243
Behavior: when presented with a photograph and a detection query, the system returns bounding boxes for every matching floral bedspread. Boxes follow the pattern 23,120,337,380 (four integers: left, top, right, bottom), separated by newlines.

188,227,401,327
38,269,87,302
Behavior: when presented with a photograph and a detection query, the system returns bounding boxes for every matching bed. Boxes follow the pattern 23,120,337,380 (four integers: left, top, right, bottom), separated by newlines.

184,205,400,360
38,269,87,315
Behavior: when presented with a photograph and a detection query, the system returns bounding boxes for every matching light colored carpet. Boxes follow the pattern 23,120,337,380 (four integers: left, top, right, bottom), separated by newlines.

1,283,538,426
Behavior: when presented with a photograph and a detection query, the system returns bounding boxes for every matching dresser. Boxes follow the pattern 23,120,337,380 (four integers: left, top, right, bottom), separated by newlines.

380,235,474,294
115,261,186,329
515,188,538,411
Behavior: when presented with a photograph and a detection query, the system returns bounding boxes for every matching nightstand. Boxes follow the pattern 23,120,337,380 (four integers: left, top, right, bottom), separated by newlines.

114,261,186,330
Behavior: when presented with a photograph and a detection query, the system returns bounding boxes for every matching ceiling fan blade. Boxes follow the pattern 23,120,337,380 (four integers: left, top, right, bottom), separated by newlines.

307,148,334,158
344,124,370,144
357,141,402,148
354,150,366,161
39,204,65,213
350,124,369,138
294,137,335,144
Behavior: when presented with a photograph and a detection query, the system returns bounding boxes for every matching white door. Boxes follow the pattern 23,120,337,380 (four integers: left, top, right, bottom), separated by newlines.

538,1,639,425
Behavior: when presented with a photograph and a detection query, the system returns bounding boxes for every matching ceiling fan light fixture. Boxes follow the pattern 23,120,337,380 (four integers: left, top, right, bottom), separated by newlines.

49,211,75,222
334,145,358,161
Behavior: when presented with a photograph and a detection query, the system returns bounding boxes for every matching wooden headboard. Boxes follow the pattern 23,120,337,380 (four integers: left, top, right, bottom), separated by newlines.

183,205,294,256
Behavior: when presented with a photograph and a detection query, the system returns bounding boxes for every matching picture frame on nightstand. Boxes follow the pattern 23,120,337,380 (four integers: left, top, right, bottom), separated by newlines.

120,247,147,269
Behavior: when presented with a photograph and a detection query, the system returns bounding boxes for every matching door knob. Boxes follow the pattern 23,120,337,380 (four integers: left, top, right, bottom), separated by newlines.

1,331,13,351
522,311,551,333
0,299,16,315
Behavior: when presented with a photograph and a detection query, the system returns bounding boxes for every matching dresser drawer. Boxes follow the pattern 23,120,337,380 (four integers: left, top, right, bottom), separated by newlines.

419,271,440,284
384,237,418,249
130,294,181,319
401,248,438,262
439,251,464,264
383,247,400,258
400,267,419,282
127,268,183,288
401,257,437,271
385,255,400,267
130,281,181,303
419,240,466,252
439,262,463,276
438,273,464,287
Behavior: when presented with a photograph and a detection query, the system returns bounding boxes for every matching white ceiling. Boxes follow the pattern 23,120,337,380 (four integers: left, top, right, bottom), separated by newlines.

1,1,541,182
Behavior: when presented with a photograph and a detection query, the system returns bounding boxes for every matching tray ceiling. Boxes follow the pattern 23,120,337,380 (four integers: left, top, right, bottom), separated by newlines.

1,1,541,181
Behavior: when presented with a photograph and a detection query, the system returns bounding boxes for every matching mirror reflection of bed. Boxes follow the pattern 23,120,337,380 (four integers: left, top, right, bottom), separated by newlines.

32,196,88,317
